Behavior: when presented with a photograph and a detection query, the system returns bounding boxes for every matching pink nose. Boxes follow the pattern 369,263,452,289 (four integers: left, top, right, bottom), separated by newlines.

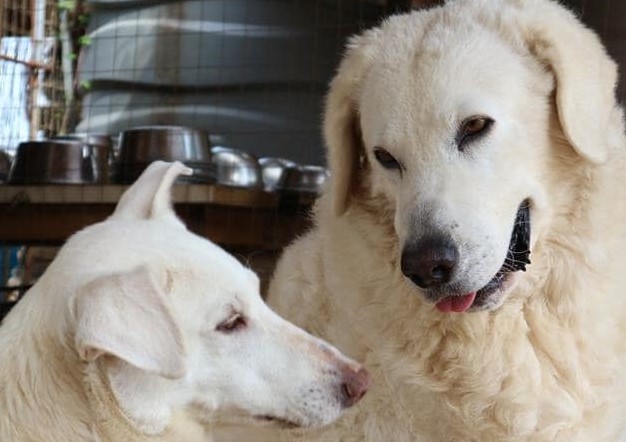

339,366,370,407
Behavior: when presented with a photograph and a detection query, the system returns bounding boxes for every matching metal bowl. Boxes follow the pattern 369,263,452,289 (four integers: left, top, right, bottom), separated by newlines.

8,140,111,184
53,133,116,181
116,126,213,183
278,165,329,194
211,146,262,188
53,133,112,149
258,157,297,191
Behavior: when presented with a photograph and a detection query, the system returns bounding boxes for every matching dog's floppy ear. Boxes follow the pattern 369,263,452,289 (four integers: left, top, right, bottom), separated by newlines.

74,266,186,379
112,161,192,223
518,0,619,163
325,33,377,216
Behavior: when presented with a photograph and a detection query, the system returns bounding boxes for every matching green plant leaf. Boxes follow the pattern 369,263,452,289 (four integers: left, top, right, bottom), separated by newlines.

58,0,76,11
78,36,92,46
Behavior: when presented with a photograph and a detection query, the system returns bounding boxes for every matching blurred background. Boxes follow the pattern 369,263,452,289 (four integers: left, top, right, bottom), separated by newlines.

0,0,622,318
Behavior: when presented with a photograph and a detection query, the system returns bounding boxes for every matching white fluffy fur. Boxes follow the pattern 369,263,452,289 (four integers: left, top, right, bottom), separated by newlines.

234,0,626,440
0,162,367,441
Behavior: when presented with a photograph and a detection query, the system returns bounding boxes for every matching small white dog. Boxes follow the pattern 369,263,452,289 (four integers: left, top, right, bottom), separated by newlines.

0,161,369,442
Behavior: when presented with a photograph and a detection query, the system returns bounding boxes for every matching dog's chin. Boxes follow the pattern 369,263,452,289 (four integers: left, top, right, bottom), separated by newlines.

253,415,302,429
211,402,340,430
213,411,303,429
252,412,337,429
207,407,304,430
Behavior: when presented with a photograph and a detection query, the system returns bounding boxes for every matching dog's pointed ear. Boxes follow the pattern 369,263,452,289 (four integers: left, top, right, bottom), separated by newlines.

325,33,377,216
112,161,193,223
73,266,186,379
519,0,619,164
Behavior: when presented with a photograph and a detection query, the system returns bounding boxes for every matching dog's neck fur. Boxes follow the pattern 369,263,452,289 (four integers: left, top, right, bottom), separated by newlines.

84,362,208,442
0,293,96,441
85,362,157,442
0,291,209,442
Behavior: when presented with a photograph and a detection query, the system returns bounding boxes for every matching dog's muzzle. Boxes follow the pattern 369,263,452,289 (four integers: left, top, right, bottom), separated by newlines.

401,200,532,312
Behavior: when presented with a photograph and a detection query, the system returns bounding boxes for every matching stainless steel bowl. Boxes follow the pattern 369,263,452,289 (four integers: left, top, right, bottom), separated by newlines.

53,133,112,149
258,157,297,191
53,133,115,181
211,146,262,188
116,126,214,183
8,140,111,184
278,165,329,194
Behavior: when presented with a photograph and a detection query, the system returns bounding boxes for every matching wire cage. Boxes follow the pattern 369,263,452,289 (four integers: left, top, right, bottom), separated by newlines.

0,0,64,149
0,0,623,304
0,0,414,301
75,0,401,164
0,0,410,156
1,0,621,155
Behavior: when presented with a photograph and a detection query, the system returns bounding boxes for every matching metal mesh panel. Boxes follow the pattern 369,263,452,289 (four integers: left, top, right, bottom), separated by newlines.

0,0,66,150
1,0,622,155
0,0,622,294
72,0,389,164
0,0,395,294
0,0,393,157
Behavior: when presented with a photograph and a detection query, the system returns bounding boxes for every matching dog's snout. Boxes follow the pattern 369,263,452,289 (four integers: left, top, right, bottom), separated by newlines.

401,237,458,289
339,366,370,408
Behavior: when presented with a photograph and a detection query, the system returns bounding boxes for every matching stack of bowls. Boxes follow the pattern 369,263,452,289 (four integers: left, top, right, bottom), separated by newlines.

258,157,297,192
276,164,329,194
8,138,112,184
210,146,262,189
53,133,115,182
116,126,214,184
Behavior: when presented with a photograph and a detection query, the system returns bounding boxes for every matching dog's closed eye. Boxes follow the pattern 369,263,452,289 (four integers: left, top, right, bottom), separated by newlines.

216,313,247,333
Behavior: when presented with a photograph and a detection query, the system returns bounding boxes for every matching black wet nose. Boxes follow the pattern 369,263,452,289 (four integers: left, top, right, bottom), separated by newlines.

401,237,458,289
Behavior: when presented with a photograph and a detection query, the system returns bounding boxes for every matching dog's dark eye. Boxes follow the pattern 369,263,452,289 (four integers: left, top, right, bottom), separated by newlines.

216,313,247,333
457,116,494,150
373,147,401,171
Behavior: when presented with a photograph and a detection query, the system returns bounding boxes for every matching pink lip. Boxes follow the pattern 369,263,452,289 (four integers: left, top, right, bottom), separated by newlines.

435,292,477,313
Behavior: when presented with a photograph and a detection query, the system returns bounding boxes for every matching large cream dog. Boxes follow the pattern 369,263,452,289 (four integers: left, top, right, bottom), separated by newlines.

261,0,626,440
0,162,369,442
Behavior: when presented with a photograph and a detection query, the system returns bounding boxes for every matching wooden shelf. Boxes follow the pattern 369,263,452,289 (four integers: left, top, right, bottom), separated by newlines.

0,184,314,249
0,184,317,207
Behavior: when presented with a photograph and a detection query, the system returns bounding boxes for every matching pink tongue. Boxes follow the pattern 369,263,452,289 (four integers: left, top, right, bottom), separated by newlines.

435,292,477,313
